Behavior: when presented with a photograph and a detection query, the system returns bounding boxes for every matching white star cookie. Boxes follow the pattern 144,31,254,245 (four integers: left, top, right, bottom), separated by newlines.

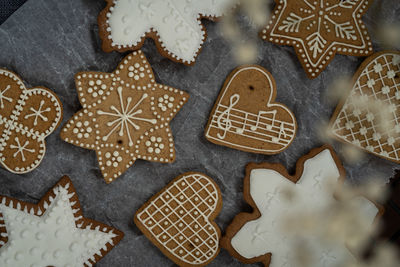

222,145,381,266
98,0,237,65
0,176,124,267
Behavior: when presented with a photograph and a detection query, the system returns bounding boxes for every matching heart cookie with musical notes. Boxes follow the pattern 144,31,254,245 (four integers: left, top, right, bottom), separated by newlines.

205,65,297,155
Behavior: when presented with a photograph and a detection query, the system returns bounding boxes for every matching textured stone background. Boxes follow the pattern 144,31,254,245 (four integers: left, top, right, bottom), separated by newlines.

0,0,399,266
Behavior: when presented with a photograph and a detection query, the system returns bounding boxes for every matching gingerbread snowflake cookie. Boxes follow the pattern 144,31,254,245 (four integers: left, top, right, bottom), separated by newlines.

205,65,297,155
221,145,381,266
260,0,374,79
98,0,236,65
60,51,189,183
134,172,222,267
0,69,62,174
330,51,400,163
0,176,124,266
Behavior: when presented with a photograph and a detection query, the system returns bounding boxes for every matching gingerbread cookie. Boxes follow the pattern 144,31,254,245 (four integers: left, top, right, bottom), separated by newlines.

0,176,124,266
0,69,62,174
134,172,222,267
98,0,236,65
205,65,297,155
60,51,189,183
260,0,374,79
330,51,400,163
221,145,381,266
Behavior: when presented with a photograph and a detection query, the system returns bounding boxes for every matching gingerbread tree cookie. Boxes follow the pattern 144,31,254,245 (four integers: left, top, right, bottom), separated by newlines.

61,51,189,183
221,145,381,266
0,176,124,266
260,0,374,79
0,69,62,174
330,51,400,163
98,0,237,65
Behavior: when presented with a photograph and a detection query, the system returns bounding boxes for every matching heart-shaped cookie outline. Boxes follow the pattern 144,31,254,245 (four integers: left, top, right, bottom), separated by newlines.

205,65,297,155
330,51,400,163
134,172,222,267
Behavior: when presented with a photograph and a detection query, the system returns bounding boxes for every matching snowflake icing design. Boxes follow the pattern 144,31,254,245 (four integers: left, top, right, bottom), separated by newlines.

262,0,373,78
61,51,189,183
97,87,156,146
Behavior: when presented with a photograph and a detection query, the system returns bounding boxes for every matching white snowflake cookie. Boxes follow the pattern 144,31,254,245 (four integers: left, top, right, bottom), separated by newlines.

221,145,382,266
98,0,237,65
0,69,62,174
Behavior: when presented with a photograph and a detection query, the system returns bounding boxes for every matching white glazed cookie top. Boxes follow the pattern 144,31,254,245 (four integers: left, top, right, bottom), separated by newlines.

231,149,379,266
106,0,235,63
0,183,117,267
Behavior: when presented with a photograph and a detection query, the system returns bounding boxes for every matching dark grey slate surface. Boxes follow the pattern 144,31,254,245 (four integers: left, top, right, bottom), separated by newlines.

0,0,399,266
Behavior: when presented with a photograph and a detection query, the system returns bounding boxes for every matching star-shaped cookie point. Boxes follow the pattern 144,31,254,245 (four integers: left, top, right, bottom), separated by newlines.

0,176,124,267
98,0,237,65
261,0,374,79
60,51,189,183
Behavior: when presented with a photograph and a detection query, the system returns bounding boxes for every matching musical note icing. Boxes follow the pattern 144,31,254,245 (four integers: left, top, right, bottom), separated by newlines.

205,65,297,155
217,94,240,139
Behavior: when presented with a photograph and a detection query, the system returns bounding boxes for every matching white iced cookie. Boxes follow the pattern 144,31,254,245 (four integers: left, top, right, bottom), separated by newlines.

98,0,237,64
221,146,381,267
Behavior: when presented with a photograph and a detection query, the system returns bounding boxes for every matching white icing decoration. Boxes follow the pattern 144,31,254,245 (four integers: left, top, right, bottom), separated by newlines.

9,137,35,162
262,0,372,77
136,173,219,265
97,87,157,146
0,69,62,174
205,66,296,153
0,184,117,266
107,0,236,63
331,52,400,163
230,149,379,266
0,84,12,109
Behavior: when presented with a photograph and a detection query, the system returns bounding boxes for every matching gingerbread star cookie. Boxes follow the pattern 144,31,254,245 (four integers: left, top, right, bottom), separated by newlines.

205,65,297,155
260,0,374,79
98,0,237,65
330,51,400,163
0,176,124,266
134,172,222,267
0,69,62,174
221,145,381,266
60,51,189,183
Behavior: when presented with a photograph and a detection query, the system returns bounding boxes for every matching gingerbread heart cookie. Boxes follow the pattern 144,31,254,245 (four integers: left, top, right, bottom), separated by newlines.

330,51,400,163
205,65,297,155
260,0,374,79
98,0,237,65
134,172,222,267
0,69,62,174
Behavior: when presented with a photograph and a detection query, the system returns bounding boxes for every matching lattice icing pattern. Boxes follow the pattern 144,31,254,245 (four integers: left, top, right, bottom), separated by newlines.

60,51,189,183
135,173,222,266
331,52,400,163
0,176,123,266
261,0,373,79
0,69,62,173
99,0,237,64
